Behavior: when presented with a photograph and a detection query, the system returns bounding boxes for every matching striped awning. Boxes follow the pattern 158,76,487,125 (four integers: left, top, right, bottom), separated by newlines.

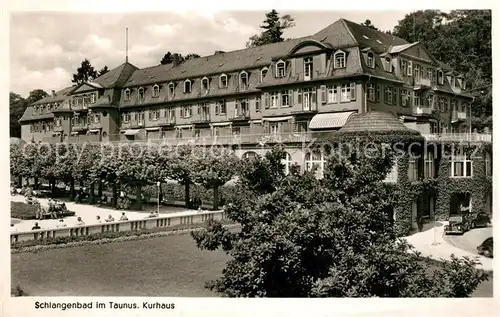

263,116,293,122
145,127,160,131
123,129,140,136
211,122,231,127
309,112,356,130
89,129,100,133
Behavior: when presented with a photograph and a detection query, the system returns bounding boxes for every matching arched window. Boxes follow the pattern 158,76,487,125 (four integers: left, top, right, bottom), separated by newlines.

437,70,444,85
219,74,228,88
367,52,374,68
184,80,192,93
168,82,175,97
334,51,346,69
240,71,248,87
153,84,160,97
242,151,258,160
261,67,269,82
275,60,286,78
282,152,293,175
138,87,145,100
305,150,325,179
124,88,131,101
201,77,210,91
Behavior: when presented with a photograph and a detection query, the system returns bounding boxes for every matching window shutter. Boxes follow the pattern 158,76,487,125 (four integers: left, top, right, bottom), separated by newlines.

392,88,398,106
180,107,184,118
321,85,327,104
376,85,380,102
298,90,302,104
350,82,356,100
407,61,413,76
215,103,220,115
289,90,294,105
264,93,270,109
312,90,317,105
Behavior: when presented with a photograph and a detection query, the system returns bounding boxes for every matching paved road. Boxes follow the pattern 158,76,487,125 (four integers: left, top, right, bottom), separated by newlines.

443,227,492,256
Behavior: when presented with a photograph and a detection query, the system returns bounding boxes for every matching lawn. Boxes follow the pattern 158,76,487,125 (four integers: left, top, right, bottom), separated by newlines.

11,201,75,220
11,234,493,297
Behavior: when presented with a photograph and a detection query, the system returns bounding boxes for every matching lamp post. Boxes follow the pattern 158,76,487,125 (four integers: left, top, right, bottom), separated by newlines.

157,181,161,216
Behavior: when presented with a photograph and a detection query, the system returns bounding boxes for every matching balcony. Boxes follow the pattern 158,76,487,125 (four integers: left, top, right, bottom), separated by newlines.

193,114,211,125
413,77,432,90
423,133,492,143
412,106,432,116
230,111,250,121
53,125,63,132
72,123,88,132
452,110,467,123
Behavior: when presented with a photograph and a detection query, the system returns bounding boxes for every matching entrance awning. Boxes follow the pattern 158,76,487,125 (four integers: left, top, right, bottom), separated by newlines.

123,129,140,136
309,111,356,130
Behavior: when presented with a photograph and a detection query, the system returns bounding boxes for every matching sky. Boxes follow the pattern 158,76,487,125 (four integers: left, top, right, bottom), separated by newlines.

10,11,409,97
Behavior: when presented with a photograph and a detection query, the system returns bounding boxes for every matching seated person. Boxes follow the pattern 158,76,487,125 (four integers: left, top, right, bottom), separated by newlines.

101,195,108,204
96,215,102,223
76,217,85,226
31,222,41,230
119,212,128,221
147,211,159,218
56,219,67,228
105,214,115,222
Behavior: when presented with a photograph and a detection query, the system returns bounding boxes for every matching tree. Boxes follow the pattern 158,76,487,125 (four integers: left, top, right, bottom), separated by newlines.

26,89,49,105
97,66,109,77
72,59,98,84
10,93,27,138
246,10,295,47
192,144,488,297
160,52,174,65
168,145,197,208
361,19,379,30
160,52,201,65
184,53,200,60
191,147,240,210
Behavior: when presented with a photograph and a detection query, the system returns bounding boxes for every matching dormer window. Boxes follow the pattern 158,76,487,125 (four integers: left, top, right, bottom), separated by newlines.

168,83,175,97
304,57,313,80
450,75,455,87
261,67,268,83
240,71,248,87
219,74,228,88
385,57,391,72
138,87,145,100
124,89,131,101
334,51,346,69
367,52,374,68
184,80,192,93
437,70,444,85
152,84,160,98
201,77,209,91
276,60,286,78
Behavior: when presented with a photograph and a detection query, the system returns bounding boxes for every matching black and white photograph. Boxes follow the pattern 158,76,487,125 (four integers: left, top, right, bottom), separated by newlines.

4,3,496,316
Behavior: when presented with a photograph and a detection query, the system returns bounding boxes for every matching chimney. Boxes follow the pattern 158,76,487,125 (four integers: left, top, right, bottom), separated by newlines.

214,50,225,55
172,53,180,67
52,90,56,97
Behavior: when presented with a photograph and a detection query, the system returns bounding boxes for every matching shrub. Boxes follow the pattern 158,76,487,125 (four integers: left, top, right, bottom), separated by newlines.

11,285,28,296
11,201,39,220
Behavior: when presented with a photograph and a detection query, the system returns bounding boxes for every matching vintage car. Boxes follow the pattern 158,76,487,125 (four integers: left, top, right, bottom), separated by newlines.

477,237,493,258
444,215,470,235
470,212,491,229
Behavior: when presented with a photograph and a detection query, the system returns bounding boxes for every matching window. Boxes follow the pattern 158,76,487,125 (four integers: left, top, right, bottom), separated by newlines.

270,92,279,108
276,61,286,78
305,150,325,179
424,150,435,178
450,156,473,178
93,113,100,124
150,109,160,121
384,86,393,104
201,77,209,92
450,75,455,87
407,61,413,76
153,84,160,98
236,99,248,116
304,57,313,80
124,89,131,101
168,83,175,97
414,64,422,79
219,74,228,88
334,51,346,68
90,93,96,103
242,151,257,160
367,52,374,68
427,68,433,81
261,67,268,82
413,91,422,107
437,70,444,85
240,71,248,87
485,152,492,176
181,106,192,118
255,97,261,112
168,109,175,122
341,83,354,102
408,158,419,181
184,80,192,93
401,89,409,107
427,95,435,109
400,60,407,76
367,83,376,102
325,85,338,103
282,152,293,175
281,90,290,107
385,57,392,72
301,88,316,110
138,111,145,124
383,161,398,183
215,100,226,115
438,97,444,111
138,87,145,101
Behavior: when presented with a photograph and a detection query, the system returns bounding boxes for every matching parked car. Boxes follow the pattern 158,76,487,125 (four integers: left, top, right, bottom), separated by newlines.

470,212,491,229
444,215,470,235
477,237,493,258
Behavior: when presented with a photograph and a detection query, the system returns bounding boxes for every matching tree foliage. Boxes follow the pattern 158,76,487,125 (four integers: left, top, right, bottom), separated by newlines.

361,19,379,30
393,10,492,125
192,144,488,297
97,66,110,77
72,59,98,84
160,52,201,65
246,10,295,47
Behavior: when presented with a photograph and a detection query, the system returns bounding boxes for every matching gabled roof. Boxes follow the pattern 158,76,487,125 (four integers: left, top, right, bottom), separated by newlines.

93,62,139,88
32,86,75,105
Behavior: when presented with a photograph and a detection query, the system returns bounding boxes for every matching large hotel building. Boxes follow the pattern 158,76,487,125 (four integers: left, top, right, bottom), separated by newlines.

19,19,492,231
